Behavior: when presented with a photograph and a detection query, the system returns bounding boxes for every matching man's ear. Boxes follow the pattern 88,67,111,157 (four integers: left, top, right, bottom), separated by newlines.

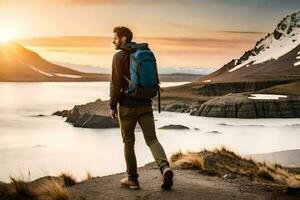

120,36,127,44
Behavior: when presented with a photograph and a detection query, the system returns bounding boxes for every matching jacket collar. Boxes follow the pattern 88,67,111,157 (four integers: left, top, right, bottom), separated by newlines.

120,41,149,53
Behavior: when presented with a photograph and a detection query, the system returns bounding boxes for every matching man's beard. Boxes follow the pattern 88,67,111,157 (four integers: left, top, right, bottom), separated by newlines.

115,41,122,50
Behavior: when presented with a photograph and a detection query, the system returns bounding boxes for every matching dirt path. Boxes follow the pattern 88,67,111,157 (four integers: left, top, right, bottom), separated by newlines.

67,163,297,200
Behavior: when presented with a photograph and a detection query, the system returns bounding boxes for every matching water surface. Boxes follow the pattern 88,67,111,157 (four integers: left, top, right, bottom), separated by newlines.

0,82,299,182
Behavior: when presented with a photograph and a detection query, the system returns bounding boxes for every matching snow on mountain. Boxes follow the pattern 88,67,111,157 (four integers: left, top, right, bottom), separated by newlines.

29,65,54,77
229,11,300,72
295,50,300,66
19,60,81,78
54,73,82,78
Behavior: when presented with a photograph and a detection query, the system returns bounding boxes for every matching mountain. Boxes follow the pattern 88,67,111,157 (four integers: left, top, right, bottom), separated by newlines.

53,61,214,75
0,42,108,82
158,11,300,118
196,11,300,83
0,42,201,82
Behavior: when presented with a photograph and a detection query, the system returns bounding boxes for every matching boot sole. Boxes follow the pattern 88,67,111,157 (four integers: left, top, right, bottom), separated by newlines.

161,169,173,190
129,185,140,189
121,184,140,190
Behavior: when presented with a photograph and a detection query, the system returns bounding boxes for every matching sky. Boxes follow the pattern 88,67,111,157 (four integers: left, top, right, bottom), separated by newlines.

0,0,299,70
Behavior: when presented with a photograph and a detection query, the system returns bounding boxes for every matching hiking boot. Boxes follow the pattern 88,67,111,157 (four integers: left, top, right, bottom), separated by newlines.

161,167,173,190
120,177,140,189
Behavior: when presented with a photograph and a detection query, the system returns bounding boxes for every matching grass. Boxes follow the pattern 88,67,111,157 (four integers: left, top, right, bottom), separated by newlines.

0,175,70,200
35,179,68,200
84,171,94,181
0,169,99,200
11,176,37,199
58,172,77,187
0,176,37,200
170,151,204,170
257,167,275,181
170,146,300,187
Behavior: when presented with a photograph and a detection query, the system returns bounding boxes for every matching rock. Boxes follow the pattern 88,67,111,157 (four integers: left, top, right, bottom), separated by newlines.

52,109,70,117
66,111,119,128
163,103,191,113
222,173,237,180
191,93,300,118
274,29,283,40
218,123,233,126
159,124,190,130
285,123,300,127
31,114,48,117
206,130,221,134
53,99,119,128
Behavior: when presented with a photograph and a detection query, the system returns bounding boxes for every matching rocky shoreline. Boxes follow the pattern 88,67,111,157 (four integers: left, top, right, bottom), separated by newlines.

53,99,119,128
190,93,300,118
52,79,300,128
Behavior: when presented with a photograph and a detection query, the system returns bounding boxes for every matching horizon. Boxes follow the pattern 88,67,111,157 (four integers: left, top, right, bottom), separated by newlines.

15,33,266,71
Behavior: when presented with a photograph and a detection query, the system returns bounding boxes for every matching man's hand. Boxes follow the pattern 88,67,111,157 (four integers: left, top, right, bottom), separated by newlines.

110,109,118,119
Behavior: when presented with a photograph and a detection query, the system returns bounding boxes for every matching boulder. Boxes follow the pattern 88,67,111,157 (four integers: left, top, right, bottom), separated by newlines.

191,94,300,118
159,124,190,130
52,99,119,128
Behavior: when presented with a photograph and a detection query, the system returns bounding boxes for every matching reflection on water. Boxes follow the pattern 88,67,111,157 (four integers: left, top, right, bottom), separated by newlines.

0,82,300,182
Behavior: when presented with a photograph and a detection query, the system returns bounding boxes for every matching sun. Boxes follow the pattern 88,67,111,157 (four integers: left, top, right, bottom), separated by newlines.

0,32,15,42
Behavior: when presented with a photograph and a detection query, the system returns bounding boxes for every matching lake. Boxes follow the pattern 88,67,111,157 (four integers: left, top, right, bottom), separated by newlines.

0,82,300,182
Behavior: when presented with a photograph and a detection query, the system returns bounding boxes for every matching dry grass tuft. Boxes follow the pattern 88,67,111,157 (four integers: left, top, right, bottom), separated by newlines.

0,174,71,200
170,151,204,170
58,172,77,187
0,176,36,200
170,146,300,187
84,171,94,181
9,176,37,199
0,181,15,199
257,167,275,181
213,146,236,156
35,178,69,200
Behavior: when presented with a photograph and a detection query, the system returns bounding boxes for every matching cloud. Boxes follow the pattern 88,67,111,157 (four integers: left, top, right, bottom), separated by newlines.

17,35,258,47
209,30,267,34
64,0,205,6
64,0,121,6
165,22,267,35
167,23,202,30
61,0,300,10
18,34,264,68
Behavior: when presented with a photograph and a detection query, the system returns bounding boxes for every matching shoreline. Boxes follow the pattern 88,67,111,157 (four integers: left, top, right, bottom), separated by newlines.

1,148,300,199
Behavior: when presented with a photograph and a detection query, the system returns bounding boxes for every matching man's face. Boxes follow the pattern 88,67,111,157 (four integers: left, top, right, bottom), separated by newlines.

113,33,126,50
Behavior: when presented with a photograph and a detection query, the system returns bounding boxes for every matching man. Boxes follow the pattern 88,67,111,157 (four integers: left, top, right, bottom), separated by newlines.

110,26,173,190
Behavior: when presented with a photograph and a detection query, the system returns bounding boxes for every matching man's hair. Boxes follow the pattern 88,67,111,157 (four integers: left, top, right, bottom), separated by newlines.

113,26,133,43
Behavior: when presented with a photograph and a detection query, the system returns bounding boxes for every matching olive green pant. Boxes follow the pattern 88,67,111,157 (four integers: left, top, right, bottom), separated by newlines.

117,104,169,180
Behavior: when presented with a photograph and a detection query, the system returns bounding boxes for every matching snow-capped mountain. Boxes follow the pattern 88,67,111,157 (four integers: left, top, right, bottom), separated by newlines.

197,11,300,83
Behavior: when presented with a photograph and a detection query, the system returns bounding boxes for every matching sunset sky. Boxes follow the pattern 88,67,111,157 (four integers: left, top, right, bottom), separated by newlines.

1,0,299,71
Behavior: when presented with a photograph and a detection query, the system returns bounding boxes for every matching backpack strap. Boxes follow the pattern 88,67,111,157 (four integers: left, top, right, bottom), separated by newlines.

158,85,161,113
154,62,162,113
123,75,138,89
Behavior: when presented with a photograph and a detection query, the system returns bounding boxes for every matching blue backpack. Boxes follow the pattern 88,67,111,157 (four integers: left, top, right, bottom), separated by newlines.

122,43,162,113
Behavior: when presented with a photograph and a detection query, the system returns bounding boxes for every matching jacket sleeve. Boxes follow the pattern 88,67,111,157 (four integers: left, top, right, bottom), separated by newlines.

109,52,124,110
